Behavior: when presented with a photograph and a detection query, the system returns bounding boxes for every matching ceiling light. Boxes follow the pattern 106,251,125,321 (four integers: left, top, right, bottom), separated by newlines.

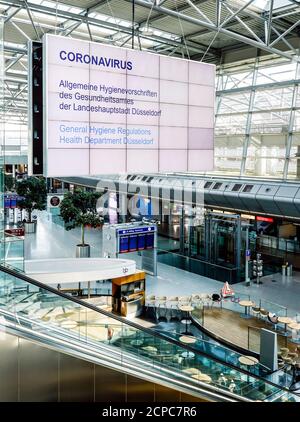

140,25,154,36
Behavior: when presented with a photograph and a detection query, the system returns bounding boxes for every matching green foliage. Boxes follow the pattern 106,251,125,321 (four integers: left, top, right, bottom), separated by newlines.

16,177,47,222
5,174,15,192
59,189,103,245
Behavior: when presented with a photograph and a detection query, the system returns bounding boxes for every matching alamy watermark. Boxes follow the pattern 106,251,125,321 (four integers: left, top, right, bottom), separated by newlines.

95,176,205,227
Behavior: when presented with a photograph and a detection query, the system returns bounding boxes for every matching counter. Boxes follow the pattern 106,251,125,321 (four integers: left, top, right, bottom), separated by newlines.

121,295,144,319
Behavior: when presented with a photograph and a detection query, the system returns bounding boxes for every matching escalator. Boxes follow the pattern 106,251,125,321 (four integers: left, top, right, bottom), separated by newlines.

0,265,298,403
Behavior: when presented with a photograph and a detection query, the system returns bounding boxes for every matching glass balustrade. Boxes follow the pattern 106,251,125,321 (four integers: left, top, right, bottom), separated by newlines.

0,266,299,402
3,234,24,271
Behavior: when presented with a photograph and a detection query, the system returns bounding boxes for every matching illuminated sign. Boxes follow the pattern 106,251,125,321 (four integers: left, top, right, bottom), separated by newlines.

256,216,274,223
117,226,155,235
42,34,215,176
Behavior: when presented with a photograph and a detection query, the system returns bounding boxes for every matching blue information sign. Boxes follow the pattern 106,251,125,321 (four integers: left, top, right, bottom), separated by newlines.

117,226,155,236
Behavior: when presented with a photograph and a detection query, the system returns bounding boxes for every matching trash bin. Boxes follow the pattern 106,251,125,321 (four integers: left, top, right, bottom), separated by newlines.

282,265,286,276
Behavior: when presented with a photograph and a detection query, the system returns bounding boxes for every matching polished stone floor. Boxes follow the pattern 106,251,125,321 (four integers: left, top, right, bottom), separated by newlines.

24,212,300,316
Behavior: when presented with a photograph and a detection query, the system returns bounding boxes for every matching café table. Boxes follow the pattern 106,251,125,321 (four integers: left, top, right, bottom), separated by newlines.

179,335,196,359
238,355,259,366
238,355,259,382
239,300,254,319
179,305,195,335
288,322,300,343
278,316,293,336
191,373,212,383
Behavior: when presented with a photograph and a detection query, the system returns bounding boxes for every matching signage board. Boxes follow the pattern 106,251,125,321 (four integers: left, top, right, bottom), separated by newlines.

47,194,64,208
42,34,215,176
256,216,274,223
117,226,155,235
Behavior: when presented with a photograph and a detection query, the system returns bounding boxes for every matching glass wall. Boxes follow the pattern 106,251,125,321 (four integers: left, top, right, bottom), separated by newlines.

0,18,24,270
0,16,4,263
215,56,300,179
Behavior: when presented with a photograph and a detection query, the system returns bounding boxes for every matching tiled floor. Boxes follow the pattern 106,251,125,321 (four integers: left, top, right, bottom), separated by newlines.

25,212,300,316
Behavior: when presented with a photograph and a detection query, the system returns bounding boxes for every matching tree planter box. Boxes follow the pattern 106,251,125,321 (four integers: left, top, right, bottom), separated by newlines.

76,244,90,258
24,222,37,234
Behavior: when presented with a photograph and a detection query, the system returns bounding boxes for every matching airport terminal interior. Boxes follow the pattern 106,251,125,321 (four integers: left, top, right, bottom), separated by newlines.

1,0,300,404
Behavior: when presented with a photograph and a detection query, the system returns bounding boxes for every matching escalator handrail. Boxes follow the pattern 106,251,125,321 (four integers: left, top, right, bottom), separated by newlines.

0,264,295,396
1,312,247,402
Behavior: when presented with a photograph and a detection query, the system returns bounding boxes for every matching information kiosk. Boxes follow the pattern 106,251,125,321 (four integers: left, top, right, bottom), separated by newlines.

111,270,146,319
102,222,157,276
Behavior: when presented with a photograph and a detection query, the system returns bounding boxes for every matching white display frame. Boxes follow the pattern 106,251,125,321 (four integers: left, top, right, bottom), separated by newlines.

43,34,215,177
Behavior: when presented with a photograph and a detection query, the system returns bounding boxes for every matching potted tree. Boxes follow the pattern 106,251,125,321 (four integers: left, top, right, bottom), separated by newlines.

59,189,103,257
5,174,15,192
16,177,47,233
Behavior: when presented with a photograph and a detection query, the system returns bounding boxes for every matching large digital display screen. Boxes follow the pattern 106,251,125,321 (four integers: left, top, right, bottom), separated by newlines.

43,34,215,177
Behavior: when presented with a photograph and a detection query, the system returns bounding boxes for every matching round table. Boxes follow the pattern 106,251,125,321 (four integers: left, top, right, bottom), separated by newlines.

278,317,293,336
288,322,300,343
288,322,300,330
238,355,259,382
238,355,259,366
142,346,158,354
239,300,254,319
179,335,196,359
130,339,144,347
182,368,201,376
192,373,212,383
179,305,194,335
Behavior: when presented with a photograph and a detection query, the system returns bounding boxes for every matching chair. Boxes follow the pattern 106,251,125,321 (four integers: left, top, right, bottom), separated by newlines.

155,296,167,321
191,294,201,307
260,309,268,321
168,296,179,321
252,306,260,317
288,352,298,359
172,354,184,365
157,303,169,322
179,296,191,305
145,295,156,317
282,356,293,371
168,296,179,304
211,293,221,308
291,329,298,342
145,295,156,307
199,293,211,308
280,348,289,358
157,296,167,306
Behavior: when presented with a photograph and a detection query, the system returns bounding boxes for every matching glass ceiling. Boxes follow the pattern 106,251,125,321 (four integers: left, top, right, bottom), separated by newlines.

240,0,296,10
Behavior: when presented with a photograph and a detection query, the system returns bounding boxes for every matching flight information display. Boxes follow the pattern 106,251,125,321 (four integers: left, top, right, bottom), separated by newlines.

118,226,155,254
43,34,215,177
119,236,129,253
